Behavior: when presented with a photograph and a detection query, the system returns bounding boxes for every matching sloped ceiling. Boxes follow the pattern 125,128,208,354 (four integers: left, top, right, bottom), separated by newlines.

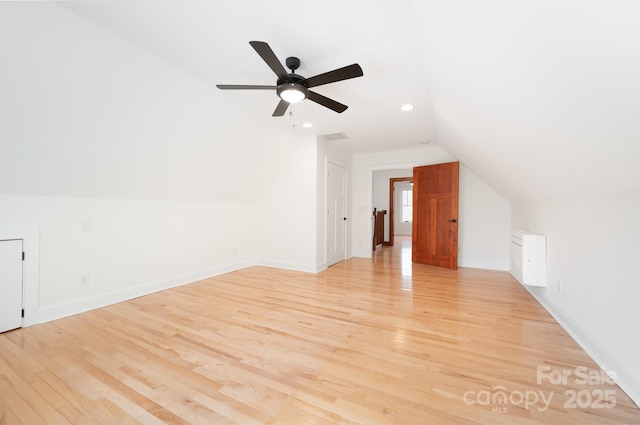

407,0,640,202
18,1,640,203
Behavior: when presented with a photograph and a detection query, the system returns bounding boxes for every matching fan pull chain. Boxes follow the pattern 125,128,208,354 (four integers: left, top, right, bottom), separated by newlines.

289,107,296,130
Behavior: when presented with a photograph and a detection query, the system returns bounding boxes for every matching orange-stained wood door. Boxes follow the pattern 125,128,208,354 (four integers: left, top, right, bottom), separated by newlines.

412,162,459,269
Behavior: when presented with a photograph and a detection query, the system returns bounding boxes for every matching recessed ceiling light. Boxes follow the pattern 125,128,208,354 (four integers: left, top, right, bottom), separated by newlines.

400,104,414,112
302,122,313,128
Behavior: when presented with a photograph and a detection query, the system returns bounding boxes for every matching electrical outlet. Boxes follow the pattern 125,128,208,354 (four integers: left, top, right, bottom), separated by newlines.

556,279,562,292
81,273,90,286
81,220,91,232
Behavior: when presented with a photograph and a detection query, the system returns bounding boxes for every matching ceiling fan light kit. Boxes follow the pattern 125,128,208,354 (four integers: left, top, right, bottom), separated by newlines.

217,41,363,117
277,82,308,103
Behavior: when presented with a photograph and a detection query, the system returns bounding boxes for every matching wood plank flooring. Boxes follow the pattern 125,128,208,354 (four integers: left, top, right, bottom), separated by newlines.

1,237,639,424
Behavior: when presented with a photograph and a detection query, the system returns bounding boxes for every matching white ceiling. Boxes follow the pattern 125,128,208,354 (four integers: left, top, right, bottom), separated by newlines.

46,1,640,202
58,0,436,154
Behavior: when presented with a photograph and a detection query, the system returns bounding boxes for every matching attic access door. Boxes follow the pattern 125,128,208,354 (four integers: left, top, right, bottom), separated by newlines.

412,162,459,269
0,239,23,333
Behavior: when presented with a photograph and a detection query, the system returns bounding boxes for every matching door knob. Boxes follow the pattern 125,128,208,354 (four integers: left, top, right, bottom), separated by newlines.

448,219,457,223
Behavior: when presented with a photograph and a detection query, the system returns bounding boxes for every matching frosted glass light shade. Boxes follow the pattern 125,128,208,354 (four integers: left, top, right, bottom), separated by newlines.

277,82,308,104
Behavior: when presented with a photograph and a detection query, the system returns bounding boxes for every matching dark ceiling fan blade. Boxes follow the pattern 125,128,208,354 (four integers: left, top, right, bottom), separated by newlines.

305,64,363,88
249,41,288,79
272,99,289,117
216,84,276,90
307,91,348,113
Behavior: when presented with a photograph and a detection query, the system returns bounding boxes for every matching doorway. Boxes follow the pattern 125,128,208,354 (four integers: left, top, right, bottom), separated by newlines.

371,162,459,270
388,176,413,247
372,170,413,248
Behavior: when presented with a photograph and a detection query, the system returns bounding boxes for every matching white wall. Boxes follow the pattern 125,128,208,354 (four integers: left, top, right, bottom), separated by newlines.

255,132,354,273
459,165,511,270
0,195,256,322
352,145,511,270
257,132,319,272
0,2,294,203
513,190,640,405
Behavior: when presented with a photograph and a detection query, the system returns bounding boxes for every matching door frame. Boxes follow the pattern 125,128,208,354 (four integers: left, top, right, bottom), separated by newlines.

366,163,417,259
0,226,40,327
387,176,413,246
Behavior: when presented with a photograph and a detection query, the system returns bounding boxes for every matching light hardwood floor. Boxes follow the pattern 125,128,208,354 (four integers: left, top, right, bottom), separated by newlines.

1,237,639,424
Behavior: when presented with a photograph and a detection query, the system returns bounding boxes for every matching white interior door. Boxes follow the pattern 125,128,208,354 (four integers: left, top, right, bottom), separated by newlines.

0,239,23,333
326,161,347,266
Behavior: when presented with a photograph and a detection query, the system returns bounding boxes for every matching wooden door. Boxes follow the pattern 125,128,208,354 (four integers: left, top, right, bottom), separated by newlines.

0,239,23,333
412,162,459,269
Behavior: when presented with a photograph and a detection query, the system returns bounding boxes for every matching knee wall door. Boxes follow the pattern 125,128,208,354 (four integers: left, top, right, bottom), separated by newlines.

0,239,23,333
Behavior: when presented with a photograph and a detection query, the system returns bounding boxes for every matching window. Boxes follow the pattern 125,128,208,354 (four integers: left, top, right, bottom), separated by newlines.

402,189,413,222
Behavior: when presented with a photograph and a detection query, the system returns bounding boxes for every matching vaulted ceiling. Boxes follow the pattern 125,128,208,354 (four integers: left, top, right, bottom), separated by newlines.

8,1,640,204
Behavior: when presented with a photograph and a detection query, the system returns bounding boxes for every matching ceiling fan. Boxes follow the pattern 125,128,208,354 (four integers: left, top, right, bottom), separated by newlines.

216,41,363,117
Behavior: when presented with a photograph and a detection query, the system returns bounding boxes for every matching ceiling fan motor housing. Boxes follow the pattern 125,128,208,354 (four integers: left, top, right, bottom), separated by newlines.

285,56,301,72
277,72,306,87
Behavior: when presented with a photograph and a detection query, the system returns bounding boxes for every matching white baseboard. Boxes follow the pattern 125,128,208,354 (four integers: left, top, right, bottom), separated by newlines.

523,285,640,408
351,250,373,259
38,257,331,325
459,259,509,271
255,258,320,274
315,262,328,273
38,260,253,324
